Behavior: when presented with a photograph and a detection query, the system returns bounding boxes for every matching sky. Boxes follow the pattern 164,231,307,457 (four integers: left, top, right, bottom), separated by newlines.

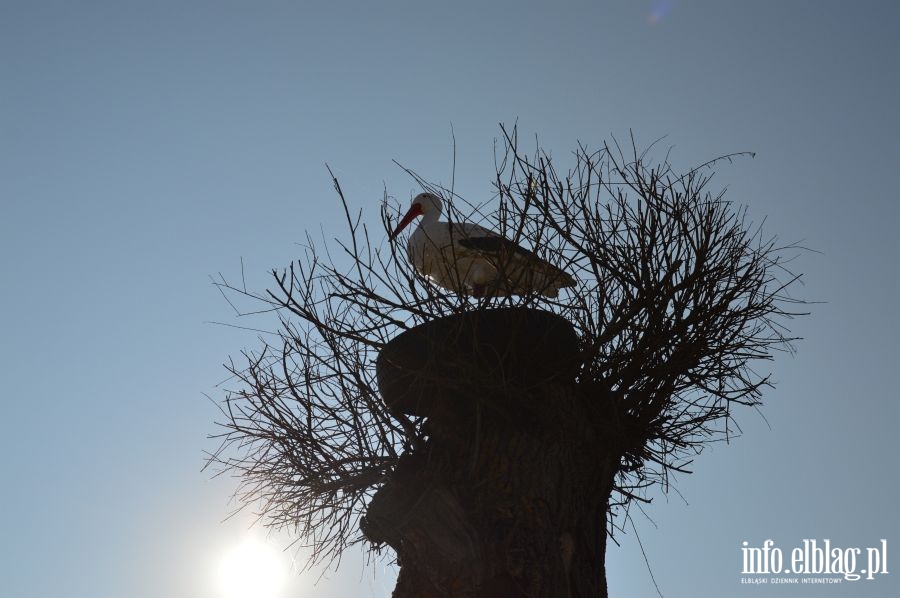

1,1,898,597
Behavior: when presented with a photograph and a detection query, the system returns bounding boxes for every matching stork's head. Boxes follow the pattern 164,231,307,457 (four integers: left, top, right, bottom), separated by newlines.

390,193,443,239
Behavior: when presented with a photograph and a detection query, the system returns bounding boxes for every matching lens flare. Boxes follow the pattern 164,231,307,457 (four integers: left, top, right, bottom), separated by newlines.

648,0,678,25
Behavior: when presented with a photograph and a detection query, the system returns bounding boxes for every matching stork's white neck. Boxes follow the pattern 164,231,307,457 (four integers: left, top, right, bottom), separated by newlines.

419,209,441,227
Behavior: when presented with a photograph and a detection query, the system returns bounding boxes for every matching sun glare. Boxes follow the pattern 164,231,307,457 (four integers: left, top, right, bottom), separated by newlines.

216,538,287,598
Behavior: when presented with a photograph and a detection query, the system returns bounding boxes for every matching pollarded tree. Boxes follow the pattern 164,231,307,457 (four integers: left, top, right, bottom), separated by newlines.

207,125,806,597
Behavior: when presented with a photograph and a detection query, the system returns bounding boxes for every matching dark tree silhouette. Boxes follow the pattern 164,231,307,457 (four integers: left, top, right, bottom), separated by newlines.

207,126,806,597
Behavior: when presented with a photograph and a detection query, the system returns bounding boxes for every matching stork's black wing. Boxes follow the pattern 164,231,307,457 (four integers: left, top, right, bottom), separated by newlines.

457,233,576,292
457,235,539,260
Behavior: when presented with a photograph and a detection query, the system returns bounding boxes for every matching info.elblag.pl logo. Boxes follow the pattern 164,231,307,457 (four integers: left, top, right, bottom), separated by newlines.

741,539,889,584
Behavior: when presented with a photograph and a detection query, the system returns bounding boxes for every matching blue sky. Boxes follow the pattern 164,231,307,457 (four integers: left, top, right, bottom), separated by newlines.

1,1,898,597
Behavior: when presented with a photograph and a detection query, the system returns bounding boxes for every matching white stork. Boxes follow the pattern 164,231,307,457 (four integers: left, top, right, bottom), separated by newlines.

390,192,576,298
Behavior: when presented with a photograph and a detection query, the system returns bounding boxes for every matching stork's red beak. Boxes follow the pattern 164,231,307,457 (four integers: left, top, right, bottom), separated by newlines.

390,204,423,240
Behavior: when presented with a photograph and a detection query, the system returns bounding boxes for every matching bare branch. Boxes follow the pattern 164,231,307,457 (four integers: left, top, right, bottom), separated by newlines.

207,125,807,566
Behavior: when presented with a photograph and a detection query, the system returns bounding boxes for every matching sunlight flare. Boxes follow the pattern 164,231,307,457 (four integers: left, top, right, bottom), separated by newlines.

216,538,287,598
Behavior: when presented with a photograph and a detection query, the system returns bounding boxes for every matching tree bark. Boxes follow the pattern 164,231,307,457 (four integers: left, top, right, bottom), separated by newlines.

363,308,618,597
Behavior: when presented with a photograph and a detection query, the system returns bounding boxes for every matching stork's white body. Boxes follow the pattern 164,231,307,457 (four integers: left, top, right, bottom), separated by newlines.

391,193,576,298
408,219,501,295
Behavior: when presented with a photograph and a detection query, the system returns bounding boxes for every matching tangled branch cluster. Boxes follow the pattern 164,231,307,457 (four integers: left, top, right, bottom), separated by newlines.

207,126,805,566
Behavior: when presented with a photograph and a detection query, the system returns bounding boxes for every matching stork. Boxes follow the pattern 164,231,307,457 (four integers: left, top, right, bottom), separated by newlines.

390,193,576,298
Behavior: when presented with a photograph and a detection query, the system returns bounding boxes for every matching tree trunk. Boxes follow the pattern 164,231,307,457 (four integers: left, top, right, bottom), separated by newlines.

363,308,617,598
